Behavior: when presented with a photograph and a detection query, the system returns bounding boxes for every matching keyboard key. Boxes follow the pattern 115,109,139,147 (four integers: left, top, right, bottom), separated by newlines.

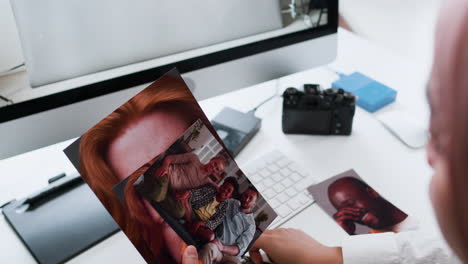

268,198,281,209
285,187,297,198
250,173,262,184
277,193,289,203
290,172,302,182
255,181,266,191
289,162,307,173
263,177,275,187
244,165,257,176
259,169,270,178
277,158,291,168
287,198,301,210
281,177,294,188
295,167,310,178
297,192,313,204
294,180,307,192
264,188,276,199
271,173,283,182
276,204,292,218
279,167,291,177
267,163,281,173
273,183,284,193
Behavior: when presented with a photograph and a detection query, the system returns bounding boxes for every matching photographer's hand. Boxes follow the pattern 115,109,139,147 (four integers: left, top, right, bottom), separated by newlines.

182,245,199,264
249,228,342,264
212,239,240,256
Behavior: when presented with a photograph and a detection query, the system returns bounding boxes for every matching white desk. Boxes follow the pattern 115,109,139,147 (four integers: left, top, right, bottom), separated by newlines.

0,29,437,263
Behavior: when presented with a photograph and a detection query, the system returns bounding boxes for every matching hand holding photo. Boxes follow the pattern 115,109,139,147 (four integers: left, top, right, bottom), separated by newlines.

308,169,417,235
122,119,274,263
64,69,276,264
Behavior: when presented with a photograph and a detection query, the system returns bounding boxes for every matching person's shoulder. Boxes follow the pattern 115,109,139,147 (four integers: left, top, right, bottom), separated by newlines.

187,151,200,160
246,212,255,221
226,198,241,206
201,182,216,189
182,151,196,157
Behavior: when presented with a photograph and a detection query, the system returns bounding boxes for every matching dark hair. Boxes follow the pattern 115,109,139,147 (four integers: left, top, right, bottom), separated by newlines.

246,185,259,195
222,177,240,197
329,177,369,190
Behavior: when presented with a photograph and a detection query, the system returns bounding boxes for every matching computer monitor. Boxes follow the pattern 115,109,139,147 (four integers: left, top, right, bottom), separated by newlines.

0,0,338,159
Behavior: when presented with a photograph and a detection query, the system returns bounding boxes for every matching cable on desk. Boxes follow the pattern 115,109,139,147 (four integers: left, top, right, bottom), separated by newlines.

325,65,346,78
248,94,277,113
247,77,283,114
0,62,23,105
0,62,25,76
0,95,14,105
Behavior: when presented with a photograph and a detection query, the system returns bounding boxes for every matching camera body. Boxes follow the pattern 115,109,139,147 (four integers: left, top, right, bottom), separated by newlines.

282,84,356,135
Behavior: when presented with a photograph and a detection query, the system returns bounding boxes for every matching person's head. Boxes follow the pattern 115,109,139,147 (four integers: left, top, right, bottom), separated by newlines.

427,1,468,261
79,73,213,263
241,186,258,210
217,177,239,202
328,177,405,229
205,156,227,176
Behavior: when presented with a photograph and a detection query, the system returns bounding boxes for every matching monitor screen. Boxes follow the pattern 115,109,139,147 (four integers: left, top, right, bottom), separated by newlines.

0,0,337,158
2,0,336,122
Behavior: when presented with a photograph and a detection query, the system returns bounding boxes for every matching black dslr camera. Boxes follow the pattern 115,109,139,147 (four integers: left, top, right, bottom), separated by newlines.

282,84,356,135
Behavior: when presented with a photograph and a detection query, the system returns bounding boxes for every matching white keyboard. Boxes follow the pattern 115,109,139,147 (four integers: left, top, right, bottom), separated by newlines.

243,150,316,228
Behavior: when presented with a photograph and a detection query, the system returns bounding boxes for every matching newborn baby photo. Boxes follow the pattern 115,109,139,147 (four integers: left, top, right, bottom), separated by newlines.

308,169,417,235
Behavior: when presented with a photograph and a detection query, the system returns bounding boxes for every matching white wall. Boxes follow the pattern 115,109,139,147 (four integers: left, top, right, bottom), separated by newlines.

0,0,24,72
340,0,441,71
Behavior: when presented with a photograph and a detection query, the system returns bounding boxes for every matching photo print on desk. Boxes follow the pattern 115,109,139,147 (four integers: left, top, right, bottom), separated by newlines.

308,169,417,235
63,69,277,264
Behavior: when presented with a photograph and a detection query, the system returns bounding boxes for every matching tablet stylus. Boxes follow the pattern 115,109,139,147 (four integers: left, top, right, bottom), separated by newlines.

15,173,82,213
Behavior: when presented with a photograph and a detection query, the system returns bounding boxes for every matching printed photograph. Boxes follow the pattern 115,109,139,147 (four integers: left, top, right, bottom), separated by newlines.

114,119,276,264
64,69,276,264
307,169,417,235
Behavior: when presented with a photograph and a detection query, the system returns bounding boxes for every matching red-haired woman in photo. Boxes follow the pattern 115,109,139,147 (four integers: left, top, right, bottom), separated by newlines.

79,72,212,263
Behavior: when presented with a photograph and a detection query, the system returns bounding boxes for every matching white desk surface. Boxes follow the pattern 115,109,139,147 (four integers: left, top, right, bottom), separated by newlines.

0,29,437,263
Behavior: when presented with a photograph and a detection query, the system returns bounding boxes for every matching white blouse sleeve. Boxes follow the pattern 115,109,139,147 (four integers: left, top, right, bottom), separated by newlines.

342,231,461,264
